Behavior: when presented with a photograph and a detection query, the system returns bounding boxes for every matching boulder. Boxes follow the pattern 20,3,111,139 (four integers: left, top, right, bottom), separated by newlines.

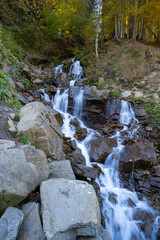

40,178,101,240
121,91,132,99
89,136,117,163
0,207,24,240
15,82,25,91
17,202,45,240
20,145,49,183
49,160,75,180
17,102,63,160
119,140,157,173
0,142,40,213
68,152,86,165
74,127,87,141
70,117,80,127
71,163,99,179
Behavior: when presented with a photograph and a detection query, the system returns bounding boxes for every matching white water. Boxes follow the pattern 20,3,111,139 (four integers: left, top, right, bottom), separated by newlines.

42,60,159,240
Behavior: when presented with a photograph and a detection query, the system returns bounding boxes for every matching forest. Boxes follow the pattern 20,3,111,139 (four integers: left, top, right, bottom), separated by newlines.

0,0,160,57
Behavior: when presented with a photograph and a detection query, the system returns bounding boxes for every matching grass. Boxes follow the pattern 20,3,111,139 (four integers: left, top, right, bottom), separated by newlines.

18,135,30,145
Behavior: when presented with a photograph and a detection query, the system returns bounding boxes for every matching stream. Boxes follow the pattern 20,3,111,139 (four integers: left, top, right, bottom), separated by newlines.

41,58,160,240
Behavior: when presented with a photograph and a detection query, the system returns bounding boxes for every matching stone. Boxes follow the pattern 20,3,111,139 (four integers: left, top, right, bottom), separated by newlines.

71,163,99,179
0,145,40,213
106,99,121,121
17,202,45,240
20,64,31,79
46,106,63,127
41,178,101,240
0,139,16,150
89,136,117,163
27,96,34,102
33,78,43,84
16,82,25,90
70,117,80,127
68,152,86,165
6,76,15,88
121,91,132,98
16,93,29,105
78,225,112,240
8,117,16,132
17,102,63,159
74,127,87,141
119,140,157,173
134,106,146,118
20,145,49,183
49,160,75,180
134,91,144,98
0,207,24,240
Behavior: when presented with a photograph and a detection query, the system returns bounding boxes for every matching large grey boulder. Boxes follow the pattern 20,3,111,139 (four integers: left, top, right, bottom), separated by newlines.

17,102,63,159
40,178,101,240
0,143,40,213
20,145,49,183
49,160,75,180
0,207,24,240
17,202,45,240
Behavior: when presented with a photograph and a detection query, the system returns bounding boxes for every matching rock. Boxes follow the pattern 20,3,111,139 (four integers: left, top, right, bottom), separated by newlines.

33,78,44,85
17,202,44,240
0,207,24,240
8,117,16,132
54,72,69,88
20,64,31,79
49,160,75,180
41,179,101,240
68,152,86,165
121,91,132,98
70,117,80,127
78,225,112,240
134,91,143,98
6,76,15,88
27,96,34,102
134,105,146,119
89,136,117,163
17,102,63,159
16,82,25,91
45,106,64,127
0,139,16,150
16,93,29,105
0,144,40,213
106,100,121,121
74,127,87,141
20,145,49,183
119,140,157,173
71,163,99,179
133,209,155,238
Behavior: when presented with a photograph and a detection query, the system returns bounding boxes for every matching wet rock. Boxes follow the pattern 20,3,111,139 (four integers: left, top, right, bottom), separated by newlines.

74,127,87,141
119,140,157,173
45,85,57,94
17,202,44,240
106,99,121,121
108,192,117,204
40,178,101,240
0,143,40,213
0,207,24,240
68,152,86,165
70,117,80,127
133,209,155,238
49,160,75,180
71,163,99,179
54,72,69,88
17,102,63,160
89,136,117,163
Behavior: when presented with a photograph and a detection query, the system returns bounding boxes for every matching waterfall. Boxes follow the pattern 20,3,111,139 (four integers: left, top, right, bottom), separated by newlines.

73,87,84,119
42,59,159,240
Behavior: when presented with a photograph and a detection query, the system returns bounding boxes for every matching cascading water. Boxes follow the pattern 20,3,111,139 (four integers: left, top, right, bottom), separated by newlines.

42,59,159,240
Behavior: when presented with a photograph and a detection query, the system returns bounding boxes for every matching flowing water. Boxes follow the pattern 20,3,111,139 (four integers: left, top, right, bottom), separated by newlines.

41,59,159,240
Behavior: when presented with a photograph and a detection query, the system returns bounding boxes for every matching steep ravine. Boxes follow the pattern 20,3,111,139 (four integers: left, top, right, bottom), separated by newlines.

41,59,160,240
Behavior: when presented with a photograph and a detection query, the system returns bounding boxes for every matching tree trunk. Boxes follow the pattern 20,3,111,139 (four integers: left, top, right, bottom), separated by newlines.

95,30,99,59
132,0,137,42
139,16,143,40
